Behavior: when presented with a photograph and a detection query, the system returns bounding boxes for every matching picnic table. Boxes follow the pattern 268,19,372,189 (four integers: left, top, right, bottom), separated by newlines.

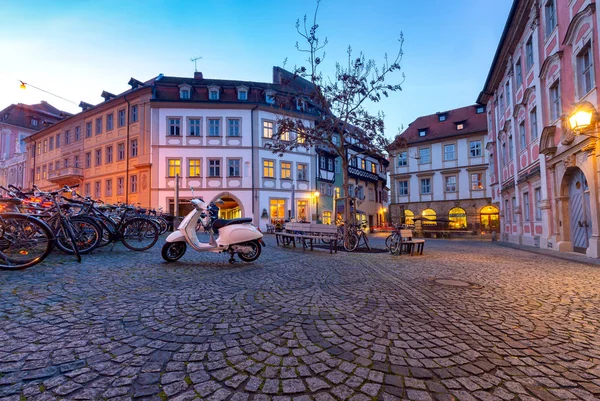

275,223,339,254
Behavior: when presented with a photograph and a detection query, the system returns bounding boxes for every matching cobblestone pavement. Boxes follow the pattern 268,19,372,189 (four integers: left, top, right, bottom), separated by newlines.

1,235,600,401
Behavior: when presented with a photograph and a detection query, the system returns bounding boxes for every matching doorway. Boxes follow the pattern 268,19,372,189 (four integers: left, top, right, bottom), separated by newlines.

568,168,591,253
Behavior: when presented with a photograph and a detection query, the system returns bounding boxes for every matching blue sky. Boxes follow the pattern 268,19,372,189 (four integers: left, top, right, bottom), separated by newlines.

0,0,512,140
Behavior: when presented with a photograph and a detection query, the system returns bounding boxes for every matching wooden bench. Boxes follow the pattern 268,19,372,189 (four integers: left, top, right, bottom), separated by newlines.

399,229,425,256
265,224,275,234
275,223,338,254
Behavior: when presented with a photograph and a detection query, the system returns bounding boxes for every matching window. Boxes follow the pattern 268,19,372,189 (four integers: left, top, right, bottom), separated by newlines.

63,158,69,168
512,197,517,222
469,141,481,157
130,105,138,122
209,89,219,100
444,144,456,160
418,129,426,137
322,211,332,225
370,162,376,173
49,137,54,151
118,109,126,127
168,118,181,136
530,108,538,140
37,143,41,155
361,159,366,170
208,119,220,137
95,149,102,166
131,139,138,157
263,160,274,178
471,173,483,190
106,146,113,163
328,159,334,171
526,37,534,70
535,187,542,220
549,80,561,122
456,123,464,130
397,151,407,167
117,177,124,195
84,183,91,197
42,165,47,179
189,118,201,136
281,162,291,179
36,167,40,181
404,209,415,225
86,122,92,138
577,44,594,97
106,179,113,197
523,192,530,221
167,159,181,177
448,207,467,230
96,117,102,135
280,130,290,141
544,0,556,38
130,175,138,193
263,121,274,138
508,135,514,160
74,126,81,141
65,130,70,145
43,140,47,153
501,143,507,166
180,88,190,99
188,159,201,177
335,159,340,173
106,113,114,131
519,122,526,149
74,155,80,168
505,81,511,107
56,133,61,148
208,159,221,177
117,143,125,161
297,164,307,181
228,119,240,137
85,152,91,168
238,89,248,101
356,186,365,200
320,156,326,169
445,176,457,192
228,159,241,177
422,208,437,226
438,114,446,122
499,94,504,112
420,178,431,194
490,154,495,176
397,180,408,196
95,181,101,198
265,91,275,104
476,106,484,114
419,148,430,164
269,199,285,224
31,118,38,127
516,60,523,87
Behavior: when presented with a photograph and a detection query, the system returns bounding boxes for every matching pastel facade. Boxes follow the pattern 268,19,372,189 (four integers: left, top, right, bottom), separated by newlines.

388,105,494,232
479,0,600,256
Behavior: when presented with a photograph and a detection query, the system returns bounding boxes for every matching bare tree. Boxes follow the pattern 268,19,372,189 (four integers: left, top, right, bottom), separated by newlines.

269,0,405,234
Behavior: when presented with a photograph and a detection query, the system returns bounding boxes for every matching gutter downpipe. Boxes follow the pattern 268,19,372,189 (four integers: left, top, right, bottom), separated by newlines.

250,104,259,219
31,140,36,187
124,96,131,205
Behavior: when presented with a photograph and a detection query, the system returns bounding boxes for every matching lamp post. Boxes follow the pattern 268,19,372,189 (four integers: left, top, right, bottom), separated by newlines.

314,191,320,223
568,103,597,136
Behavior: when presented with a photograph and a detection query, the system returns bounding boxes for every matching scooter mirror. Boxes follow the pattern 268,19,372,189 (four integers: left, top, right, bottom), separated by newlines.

216,198,225,204
190,186,195,197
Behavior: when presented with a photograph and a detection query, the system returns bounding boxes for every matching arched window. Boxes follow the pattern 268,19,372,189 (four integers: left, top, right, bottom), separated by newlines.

404,209,414,225
480,205,500,231
448,207,467,230
422,208,437,226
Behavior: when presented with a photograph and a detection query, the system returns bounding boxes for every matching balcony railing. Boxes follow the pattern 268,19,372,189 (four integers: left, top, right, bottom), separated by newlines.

48,167,83,182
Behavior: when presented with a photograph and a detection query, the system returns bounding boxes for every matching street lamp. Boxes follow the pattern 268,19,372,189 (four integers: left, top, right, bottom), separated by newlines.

569,103,598,136
314,191,320,223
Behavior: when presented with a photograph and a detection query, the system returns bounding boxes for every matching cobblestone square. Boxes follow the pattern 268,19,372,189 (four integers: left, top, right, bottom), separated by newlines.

1,235,600,400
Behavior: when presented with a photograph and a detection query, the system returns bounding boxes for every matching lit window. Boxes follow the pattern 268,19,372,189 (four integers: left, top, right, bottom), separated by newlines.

167,159,181,177
422,208,436,226
445,176,457,192
448,207,467,230
404,209,414,225
263,121,274,138
188,159,201,177
263,160,274,178
471,173,483,190
281,162,291,179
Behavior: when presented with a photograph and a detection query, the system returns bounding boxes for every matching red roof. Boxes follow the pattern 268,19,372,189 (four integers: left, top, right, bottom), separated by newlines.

390,104,487,148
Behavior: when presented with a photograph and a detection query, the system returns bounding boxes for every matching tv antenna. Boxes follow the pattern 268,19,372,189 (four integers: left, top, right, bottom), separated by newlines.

190,56,203,72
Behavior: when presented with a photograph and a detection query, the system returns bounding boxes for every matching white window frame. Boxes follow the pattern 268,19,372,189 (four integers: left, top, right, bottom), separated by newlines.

444,144,456,161
420,178,431,194
397,180,408,196
445,175,457,192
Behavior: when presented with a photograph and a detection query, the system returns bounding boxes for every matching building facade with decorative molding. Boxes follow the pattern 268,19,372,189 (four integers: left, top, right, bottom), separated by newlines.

0,101,68,190
478,0,600,256
387,105,494,234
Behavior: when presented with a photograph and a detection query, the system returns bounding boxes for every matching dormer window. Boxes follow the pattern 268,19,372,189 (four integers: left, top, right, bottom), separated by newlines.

31,118,38,126
265,90,276,104
438,114,446,122
179,84,192,100
208,85,220,101
476,106,484,114
295,98,305,111
237,86,248,101
456,123,464,130
418,129,427,137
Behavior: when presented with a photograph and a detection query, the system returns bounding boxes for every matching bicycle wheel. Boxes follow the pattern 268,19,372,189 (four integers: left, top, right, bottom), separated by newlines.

120,218,159,251
0,214,55,270
56,217,102,255
343,233,359,252
385,234,393,250
156,217,168,234
389,234,401,255
55,221,82,262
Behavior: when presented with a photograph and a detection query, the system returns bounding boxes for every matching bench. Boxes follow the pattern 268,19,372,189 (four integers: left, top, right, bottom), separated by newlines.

275,223,338,254
265,224,275,234
399,229,425,256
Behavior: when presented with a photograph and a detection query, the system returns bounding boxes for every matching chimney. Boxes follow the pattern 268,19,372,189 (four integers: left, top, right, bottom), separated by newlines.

194,71,203,80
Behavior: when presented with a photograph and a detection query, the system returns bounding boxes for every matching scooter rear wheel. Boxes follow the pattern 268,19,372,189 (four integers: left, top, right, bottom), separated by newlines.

237,240,261,262
161,242,187,262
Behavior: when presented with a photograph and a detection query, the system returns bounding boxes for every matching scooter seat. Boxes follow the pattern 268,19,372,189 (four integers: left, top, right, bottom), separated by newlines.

212,217,253,230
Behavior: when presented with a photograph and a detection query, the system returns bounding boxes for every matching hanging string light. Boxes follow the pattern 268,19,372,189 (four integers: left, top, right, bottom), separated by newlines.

18,80,78,105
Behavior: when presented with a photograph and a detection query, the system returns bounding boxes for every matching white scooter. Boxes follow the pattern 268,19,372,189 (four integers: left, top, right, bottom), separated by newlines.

161,192,265,264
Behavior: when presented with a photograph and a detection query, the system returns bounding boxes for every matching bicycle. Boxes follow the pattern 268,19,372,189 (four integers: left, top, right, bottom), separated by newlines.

0,209,55,270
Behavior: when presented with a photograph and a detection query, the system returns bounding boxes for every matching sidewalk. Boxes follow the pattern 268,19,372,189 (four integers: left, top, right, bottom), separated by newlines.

495,240,600,267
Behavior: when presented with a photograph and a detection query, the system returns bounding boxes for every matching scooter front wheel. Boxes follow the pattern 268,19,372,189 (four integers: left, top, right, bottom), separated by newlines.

161,242,187,262
236,240,261,262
